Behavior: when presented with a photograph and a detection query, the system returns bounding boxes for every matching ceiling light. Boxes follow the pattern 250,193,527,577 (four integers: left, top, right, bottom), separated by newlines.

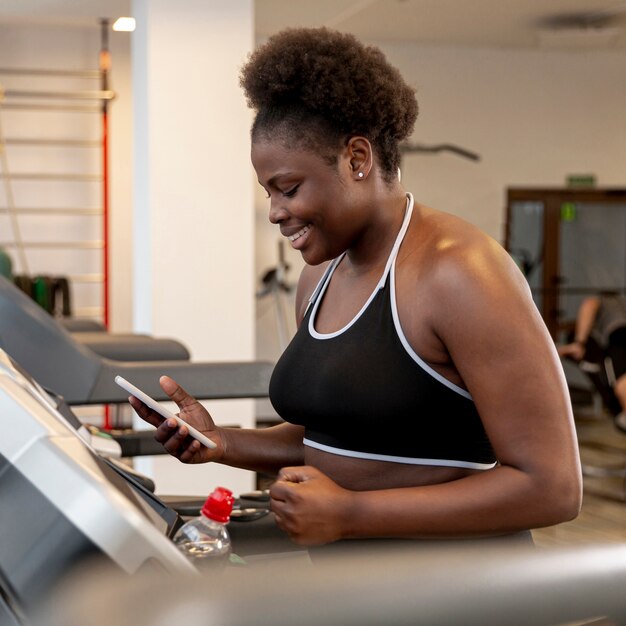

112,17,136,32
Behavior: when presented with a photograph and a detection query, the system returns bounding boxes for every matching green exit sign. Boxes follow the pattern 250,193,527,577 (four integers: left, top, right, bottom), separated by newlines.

566,174,596,188
560,202,577,222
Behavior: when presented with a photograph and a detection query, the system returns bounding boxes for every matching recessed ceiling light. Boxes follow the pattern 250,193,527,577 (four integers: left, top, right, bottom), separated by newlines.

112,17,136,32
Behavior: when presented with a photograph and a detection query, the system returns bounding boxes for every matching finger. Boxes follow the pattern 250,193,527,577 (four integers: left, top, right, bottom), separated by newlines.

277,465,317,483
153,417,181,444
272,513,291,534
272,509,290,534
271,508,301,543
269,499,291,527
269,480,291,503
159,421,187,451
178,439,202,462
271,469,312,503
153,420,204,462
161,421,196,455
128,395,164,429
159,375,198,411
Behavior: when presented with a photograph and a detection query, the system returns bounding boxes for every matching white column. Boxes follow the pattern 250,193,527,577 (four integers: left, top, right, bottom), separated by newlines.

132,0,256,496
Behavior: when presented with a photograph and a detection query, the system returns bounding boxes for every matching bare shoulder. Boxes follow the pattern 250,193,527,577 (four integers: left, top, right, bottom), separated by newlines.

410,206,530,306
397,204,540,368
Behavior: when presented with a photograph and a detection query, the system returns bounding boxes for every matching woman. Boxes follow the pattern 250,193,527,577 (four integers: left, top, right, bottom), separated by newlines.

132,27,581,546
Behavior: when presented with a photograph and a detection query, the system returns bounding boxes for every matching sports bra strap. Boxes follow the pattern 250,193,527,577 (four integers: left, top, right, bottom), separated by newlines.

304,255,344,317
304,192,414,314
378,192,414,289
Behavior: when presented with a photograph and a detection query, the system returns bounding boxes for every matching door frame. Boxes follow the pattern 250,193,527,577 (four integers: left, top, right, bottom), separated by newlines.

505,188,626,339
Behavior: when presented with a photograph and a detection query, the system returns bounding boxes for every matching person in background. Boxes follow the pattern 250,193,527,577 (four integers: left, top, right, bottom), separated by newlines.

559,292,626,432
131,27,582,548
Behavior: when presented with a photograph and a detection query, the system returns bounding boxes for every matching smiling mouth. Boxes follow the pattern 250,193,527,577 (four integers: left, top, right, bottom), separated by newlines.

288,224,311,242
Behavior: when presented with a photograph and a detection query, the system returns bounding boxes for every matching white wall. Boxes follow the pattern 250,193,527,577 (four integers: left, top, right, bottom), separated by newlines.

387,44,626,240
108,27,134,332
131,0,256,496
254,43,626,368
131,0,255,360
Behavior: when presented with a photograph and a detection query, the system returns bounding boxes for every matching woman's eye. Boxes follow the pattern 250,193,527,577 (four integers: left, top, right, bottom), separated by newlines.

283,185,299,198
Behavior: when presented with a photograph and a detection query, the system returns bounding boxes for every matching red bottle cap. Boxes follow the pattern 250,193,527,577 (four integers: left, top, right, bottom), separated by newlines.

201,487,234,523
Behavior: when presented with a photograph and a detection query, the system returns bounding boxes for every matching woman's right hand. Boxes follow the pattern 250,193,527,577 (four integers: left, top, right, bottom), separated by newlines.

128,375,223,464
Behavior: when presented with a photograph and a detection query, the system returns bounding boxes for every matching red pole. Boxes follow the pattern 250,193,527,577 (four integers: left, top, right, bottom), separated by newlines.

102,110,110,329
100,19,112,429
99,19,111,330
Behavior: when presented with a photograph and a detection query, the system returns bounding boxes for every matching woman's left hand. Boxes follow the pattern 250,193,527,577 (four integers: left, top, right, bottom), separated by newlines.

269,466,353,545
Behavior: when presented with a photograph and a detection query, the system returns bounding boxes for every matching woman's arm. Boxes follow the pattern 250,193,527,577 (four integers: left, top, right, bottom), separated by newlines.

557,296,601,360
573,296,601,345
270,233,582,544
130,375,305,475
129,265,324,474
219,422,305,474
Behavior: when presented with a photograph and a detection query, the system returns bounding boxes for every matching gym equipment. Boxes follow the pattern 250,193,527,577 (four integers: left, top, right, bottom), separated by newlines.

577,335,623,419
60,318,107,332
40,540,626,626
257,240,294,351
0,349,297,625
559,331,623,423
13,274,72,317
0,274,273,405
0,349,195,624
59,312,186,362
400,141,481,161
562,335,626,500
0,32,116,325
0,246,12,280
70,331,191,362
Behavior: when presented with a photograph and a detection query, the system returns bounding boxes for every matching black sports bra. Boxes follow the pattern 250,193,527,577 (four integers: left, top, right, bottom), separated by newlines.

269,193,497,470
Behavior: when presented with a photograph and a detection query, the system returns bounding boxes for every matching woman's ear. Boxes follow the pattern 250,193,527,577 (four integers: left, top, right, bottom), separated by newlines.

345,136,373,181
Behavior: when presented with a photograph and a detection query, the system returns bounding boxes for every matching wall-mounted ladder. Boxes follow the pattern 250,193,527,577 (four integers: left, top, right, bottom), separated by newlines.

0,24,114,324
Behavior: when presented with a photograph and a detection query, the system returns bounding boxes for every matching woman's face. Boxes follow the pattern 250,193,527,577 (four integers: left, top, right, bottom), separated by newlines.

251,137,366,266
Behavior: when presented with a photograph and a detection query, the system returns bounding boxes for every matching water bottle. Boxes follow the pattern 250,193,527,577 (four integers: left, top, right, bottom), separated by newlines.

173,486,234,569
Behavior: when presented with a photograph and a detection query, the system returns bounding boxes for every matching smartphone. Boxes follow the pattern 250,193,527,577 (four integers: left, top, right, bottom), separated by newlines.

115,375,217,450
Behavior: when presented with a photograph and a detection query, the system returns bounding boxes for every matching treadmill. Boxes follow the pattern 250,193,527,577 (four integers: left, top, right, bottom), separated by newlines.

0,349,196,625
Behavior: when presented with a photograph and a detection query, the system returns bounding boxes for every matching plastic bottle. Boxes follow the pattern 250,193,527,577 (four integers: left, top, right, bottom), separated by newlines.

173,486,234,569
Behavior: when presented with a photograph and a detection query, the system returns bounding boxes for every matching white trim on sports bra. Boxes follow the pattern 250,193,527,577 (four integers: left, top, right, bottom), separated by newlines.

308,193,414,339
390,262,473,400
306,192,471,399
303,438,497,470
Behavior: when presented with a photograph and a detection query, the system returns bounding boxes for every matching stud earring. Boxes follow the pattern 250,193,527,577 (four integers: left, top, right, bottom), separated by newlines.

358,172,364,178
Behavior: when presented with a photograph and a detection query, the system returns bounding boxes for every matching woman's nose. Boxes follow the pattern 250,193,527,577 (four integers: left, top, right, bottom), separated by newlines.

268,200,288,225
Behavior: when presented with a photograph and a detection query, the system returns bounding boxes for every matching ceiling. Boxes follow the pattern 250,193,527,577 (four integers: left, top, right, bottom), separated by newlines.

1,0,626,50
256,0,626,49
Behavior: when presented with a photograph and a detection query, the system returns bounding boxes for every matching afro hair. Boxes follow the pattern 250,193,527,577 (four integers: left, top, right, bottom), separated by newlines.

240,27,418,182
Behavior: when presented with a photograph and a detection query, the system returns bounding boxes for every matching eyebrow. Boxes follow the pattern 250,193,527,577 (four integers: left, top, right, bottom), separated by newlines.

266,171,295,188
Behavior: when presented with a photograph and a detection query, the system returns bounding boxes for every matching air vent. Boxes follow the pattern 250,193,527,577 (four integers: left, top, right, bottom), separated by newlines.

536,11,623,49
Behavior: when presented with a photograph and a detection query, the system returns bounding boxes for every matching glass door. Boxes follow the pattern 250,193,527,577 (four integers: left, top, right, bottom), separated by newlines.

505,189,626,339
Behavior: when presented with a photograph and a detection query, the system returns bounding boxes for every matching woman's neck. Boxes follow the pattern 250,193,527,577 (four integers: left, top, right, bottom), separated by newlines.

343,187,408,275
